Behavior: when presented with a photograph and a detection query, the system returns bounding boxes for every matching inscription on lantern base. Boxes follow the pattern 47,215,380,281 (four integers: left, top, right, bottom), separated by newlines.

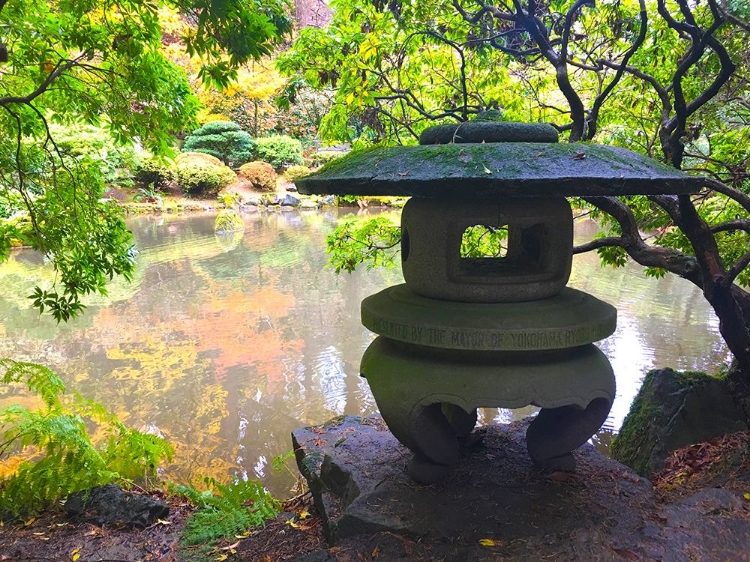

362,285,616,351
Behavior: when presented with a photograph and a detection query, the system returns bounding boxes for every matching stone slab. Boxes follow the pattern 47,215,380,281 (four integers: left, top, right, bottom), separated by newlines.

291,415,653,545
292,415,750,561
361,285,617,350
296,143,702,197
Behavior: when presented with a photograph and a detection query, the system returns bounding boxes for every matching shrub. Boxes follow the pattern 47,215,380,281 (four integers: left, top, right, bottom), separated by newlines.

239,161,277,191
182,121,256,168
174,155,237,197
51,123,138,188
311,150,345,167
134,158,175,189
175,151,225,167
254,136,304,170
283,165,312,182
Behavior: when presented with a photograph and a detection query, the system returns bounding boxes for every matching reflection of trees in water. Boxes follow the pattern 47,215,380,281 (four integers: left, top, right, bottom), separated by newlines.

0,212,729,490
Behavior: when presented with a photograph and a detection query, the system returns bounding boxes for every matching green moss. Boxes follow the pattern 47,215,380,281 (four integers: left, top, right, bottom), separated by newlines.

610,392,662,475
611,368,714,476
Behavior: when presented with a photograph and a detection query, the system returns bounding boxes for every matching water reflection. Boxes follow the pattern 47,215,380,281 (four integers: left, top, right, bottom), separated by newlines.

0,211,729,494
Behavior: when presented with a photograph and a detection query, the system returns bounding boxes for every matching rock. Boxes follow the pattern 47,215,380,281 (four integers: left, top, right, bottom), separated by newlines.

292,415,654,546
261,193,281,206
65,485,169,528
242,195,264,207
299,199,320,209
286,183,299,192
320,195,335,207
611,368,748,477
281,194,300,207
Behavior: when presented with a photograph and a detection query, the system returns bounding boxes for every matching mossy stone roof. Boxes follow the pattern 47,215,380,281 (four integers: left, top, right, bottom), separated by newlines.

296,142,702,198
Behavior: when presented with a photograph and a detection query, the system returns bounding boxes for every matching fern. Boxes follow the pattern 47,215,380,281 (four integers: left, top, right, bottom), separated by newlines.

177,477,281,546
0,358,174,519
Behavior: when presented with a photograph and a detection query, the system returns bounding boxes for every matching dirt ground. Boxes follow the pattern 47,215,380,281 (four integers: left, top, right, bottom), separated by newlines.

1,431,748,562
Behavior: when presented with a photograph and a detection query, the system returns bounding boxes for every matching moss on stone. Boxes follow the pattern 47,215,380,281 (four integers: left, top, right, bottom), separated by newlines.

610,380,664,476
611,368,746,477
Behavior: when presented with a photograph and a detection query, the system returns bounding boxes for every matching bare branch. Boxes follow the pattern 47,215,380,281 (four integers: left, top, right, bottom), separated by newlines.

711,220,750,234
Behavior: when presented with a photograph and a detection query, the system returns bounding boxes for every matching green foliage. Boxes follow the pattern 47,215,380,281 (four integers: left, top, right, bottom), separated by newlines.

133,186,164,205
51,124,138,189
0,359,173,519
214,210,245,234
239,161,278,191
254,136,304,169
460,225,508,258
0,0,293,319
283,165,312,182
135,158,176,190
310,150,346,167
326,217,401,273
174,156,237,197
177,477,280,546
183,121,256,167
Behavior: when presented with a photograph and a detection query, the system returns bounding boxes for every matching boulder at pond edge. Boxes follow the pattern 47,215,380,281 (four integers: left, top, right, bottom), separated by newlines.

611,368,748,478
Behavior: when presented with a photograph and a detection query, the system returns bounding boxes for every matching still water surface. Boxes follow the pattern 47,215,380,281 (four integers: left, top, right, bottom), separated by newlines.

0,210,730,495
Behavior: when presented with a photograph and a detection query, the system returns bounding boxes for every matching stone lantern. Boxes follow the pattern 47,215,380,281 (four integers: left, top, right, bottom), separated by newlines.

297,122,700,484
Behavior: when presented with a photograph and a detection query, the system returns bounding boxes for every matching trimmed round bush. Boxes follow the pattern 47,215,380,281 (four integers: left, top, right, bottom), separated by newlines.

175,151,224,167
254,136,304,170
239,161,277,192
135,158,175,189
311,150,345,167
183,121,256,168
283,165,312,182
174,154,237,197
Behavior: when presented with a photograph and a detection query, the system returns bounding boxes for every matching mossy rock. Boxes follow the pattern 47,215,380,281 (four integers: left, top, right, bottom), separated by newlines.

611,368,748,478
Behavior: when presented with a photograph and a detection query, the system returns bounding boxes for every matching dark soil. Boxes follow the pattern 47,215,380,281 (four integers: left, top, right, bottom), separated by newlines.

1,431,748,562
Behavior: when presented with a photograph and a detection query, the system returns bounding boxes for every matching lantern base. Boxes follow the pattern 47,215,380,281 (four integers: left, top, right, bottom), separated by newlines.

361,337,615,483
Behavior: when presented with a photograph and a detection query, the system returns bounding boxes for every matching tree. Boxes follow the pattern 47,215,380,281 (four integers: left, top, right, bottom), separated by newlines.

0,0,291,321
283,0,750,383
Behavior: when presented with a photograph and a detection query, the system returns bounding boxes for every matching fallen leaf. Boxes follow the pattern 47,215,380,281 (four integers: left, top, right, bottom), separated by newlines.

24,517,35,526
220,541,241,551
398,171,409,176
479,538,502,547
573,152,586,160
71,547,81,561
372,544,380,558
744,492,750,500
482,164,492,174
299,509,310,520
215,555,228,561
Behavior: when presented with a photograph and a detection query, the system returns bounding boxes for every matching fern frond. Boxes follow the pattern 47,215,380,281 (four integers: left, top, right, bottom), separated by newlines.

0,361,173,520
0,359,65,409
177,478,281,546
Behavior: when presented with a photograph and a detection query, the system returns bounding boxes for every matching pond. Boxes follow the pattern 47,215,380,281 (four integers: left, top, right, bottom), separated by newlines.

0,210,730,496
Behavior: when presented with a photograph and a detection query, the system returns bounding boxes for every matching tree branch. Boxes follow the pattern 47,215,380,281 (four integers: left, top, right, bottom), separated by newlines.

582,195,702,286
